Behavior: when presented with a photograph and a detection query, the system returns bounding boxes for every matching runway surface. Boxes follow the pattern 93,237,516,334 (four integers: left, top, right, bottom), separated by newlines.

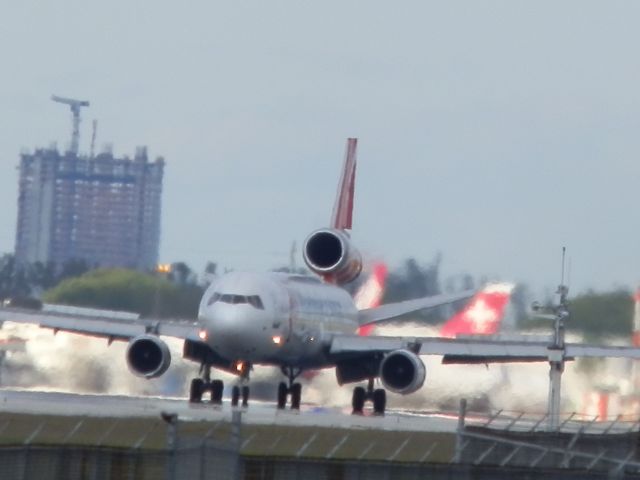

0,388,461,433
0,388,636,466
0,388,467,461
1,388,633,437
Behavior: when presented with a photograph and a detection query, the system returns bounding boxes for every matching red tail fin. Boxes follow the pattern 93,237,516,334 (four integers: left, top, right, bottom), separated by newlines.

355,263,388,336
440,283,514,338
331,138,357,230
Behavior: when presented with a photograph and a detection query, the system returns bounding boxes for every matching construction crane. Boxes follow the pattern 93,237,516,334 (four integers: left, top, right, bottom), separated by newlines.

90,119,98,158
51,95,90,156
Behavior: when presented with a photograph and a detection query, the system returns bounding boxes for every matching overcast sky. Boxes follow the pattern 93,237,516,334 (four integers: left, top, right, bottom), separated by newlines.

1,1,639,294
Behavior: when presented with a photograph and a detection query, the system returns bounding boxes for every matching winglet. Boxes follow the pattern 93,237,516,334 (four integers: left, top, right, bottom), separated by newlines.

331,138,358,230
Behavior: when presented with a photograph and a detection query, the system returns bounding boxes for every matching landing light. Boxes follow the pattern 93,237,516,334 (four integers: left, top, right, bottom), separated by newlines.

272,335,282,345
198,330,208,341
235,361,244,372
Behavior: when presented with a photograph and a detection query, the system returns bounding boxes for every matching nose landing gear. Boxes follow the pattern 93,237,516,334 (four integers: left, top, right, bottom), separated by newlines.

189,366,224,404
189,363,252,406
189,378,224,404
231,385,250,407
189,365,224,405
278,367,303,410
231,361,251,407
352,378,386,415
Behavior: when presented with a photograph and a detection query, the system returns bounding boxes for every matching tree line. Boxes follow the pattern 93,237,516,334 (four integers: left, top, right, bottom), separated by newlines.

0,253,635,338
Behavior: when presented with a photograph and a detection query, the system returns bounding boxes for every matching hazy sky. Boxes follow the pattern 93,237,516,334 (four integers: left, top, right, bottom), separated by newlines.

1,1,640,294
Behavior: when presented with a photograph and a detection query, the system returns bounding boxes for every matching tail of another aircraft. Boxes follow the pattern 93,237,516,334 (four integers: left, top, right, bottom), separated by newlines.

355,263,388,336
354,270,513,338
440,283,514,338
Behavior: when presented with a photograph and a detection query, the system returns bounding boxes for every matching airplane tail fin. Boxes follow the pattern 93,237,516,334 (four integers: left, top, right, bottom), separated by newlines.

331,138,358,231
355,262,388,336
633,288,640,347
440,283,514,338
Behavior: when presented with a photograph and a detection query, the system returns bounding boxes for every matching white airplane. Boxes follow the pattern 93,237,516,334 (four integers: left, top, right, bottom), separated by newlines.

3,138,640,415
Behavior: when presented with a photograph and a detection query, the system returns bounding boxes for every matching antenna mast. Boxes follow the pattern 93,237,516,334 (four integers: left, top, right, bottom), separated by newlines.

547,246,569,430
51,95,90,155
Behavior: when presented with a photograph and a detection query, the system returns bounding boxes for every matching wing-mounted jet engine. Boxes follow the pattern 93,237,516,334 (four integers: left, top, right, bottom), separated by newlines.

379,349,426,394
126,334,171,378
303,228,362,284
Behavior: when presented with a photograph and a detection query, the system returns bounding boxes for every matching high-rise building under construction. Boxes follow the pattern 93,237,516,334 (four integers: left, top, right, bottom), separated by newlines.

14,146,164,271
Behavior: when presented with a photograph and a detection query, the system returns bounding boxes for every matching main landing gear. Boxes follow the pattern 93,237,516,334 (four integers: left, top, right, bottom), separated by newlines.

277,367,302,410
352,378,386,415
188,363,251,407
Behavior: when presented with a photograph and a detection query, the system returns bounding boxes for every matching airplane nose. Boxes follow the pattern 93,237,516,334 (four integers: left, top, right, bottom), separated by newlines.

205,304,270,359
208,304,242,338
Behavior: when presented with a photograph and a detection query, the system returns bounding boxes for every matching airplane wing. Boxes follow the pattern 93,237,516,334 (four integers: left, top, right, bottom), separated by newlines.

329,334,640,362
0,307,201,343
357,289,476,326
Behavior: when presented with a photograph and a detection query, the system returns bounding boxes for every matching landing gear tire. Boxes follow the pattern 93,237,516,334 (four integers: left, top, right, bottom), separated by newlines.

211,379,224,404
279,367,304,411
373,389,386,415
352,386,365,414
290,383,302,410
190,378,204,403
231,386,240,407
277,382,287,409
241,386,250,407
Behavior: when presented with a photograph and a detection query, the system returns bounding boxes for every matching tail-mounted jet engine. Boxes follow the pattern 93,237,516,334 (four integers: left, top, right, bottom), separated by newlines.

303,228,362,284
126,334,171,379
379,349,426,394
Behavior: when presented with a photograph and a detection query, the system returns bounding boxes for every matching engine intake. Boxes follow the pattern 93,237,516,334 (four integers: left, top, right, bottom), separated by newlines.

126,335,171,379
303,228,362,284
379,349,426,394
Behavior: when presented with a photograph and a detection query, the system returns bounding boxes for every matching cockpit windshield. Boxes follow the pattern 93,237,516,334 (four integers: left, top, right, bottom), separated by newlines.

207,292,264,309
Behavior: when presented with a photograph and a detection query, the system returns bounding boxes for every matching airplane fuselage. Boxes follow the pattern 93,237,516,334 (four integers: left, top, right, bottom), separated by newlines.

197,272,358,370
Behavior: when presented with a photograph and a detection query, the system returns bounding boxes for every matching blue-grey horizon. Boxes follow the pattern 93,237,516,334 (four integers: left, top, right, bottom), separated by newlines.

1,1,639,295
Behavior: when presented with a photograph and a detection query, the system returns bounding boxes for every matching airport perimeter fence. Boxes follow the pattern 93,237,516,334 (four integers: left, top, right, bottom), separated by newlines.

0,442,239,480
0,443,608,480
453,401,640,478
2,443,633,480
4,406,640,479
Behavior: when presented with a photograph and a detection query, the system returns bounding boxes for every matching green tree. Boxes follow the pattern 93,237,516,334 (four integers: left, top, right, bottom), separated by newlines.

58,259,91,282
567,289,633,340
169,262,194,286
382,255,444,323
28,261,57,292
43,268,203,319
522,288,633,341
0,254,31,299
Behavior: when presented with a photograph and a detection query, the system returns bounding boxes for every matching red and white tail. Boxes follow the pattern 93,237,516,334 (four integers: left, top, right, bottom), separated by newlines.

440,283,514,338
331,138,357,231
355,263,388,336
